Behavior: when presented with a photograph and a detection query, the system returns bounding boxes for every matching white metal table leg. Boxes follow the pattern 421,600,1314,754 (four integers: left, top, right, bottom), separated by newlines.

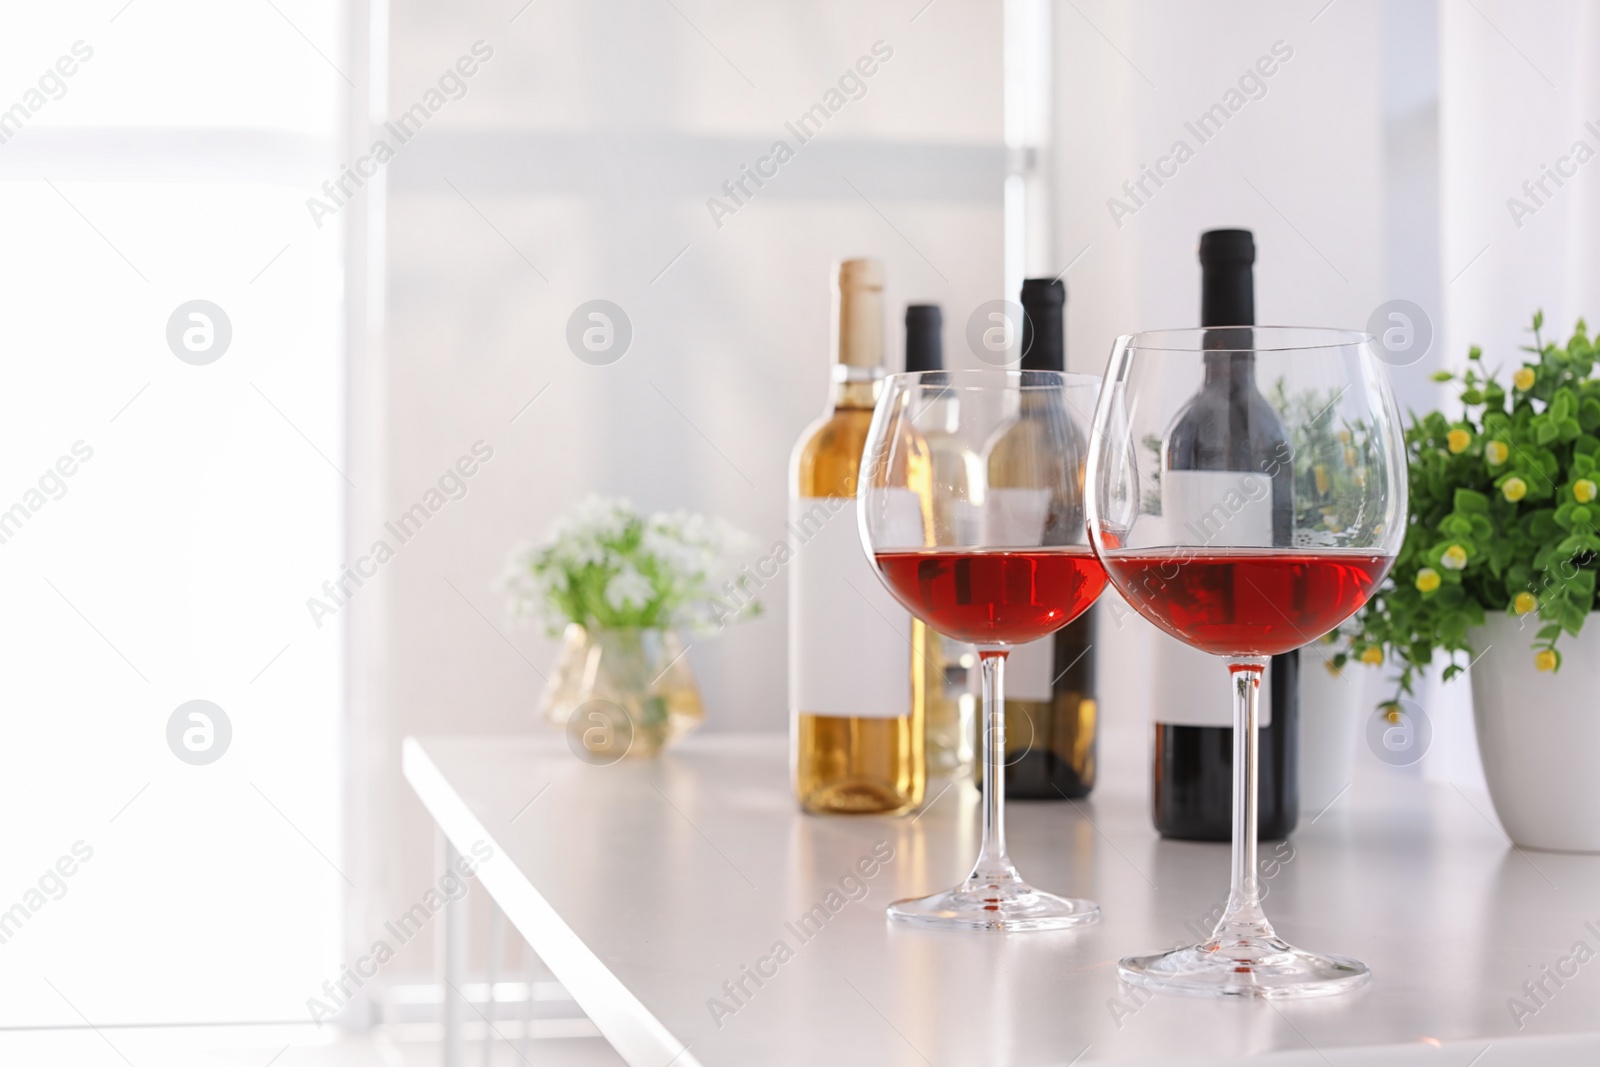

440,836,467,1067
485,901,503,1066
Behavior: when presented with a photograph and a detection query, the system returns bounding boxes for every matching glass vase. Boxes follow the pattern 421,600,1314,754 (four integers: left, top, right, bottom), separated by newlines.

539,624,704,759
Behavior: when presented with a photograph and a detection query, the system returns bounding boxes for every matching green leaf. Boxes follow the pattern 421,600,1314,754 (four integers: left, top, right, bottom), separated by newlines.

1568,570,1597,599
1453,488,1490,513
1526,509,1560,538
1565,605,1587,636
1581,397,1600,430
1553,388,1577,419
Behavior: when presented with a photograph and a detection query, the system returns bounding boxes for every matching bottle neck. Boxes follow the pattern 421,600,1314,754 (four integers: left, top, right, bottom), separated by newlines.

1203,351,1257,389
921,391,960,432
1020,309,1064,372
1200,260,1253,327
836,282,884,369
1200,255,1254,390
831,363,884,410
1017,390,1055,414
904,319,943,374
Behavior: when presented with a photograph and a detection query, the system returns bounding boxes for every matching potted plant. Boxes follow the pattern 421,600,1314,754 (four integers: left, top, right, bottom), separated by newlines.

1341,313,1600,851
500,496,759,759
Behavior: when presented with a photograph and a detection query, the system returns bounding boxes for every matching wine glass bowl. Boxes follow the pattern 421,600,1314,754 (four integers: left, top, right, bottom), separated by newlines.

1088,326,1405,996
860,369,1105,931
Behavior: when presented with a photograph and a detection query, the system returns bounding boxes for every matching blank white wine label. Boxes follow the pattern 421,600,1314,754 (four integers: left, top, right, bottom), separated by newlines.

1161,469,1273,548
862,487,927,549
1150,628,1272,727
789,496,913,719
982,487,1051,546
1006,635,1054,702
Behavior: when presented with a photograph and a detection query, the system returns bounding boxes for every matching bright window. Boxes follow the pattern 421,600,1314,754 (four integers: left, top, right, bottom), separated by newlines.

0,0,346,1025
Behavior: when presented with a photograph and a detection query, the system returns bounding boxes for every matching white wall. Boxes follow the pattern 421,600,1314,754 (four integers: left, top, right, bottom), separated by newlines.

1050,0,1391,770
1428,0,1600,790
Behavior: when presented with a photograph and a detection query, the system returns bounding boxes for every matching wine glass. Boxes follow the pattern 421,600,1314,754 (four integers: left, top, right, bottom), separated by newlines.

859,369,1105,931
1087,326,1405,996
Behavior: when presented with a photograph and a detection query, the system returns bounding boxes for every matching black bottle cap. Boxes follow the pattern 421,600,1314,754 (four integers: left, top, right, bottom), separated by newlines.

1019,278,1066,371
1199,229,1254,327
1199,229,1256,264
904,304,943,373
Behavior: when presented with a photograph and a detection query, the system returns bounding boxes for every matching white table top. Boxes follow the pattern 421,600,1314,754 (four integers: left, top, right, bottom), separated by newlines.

403,734,1600,1066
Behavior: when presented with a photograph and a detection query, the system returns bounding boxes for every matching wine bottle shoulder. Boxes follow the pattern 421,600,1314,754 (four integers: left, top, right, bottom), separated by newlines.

1165,382,1289,472
987,410,1085,487
793,408,931,501
792,408,872,499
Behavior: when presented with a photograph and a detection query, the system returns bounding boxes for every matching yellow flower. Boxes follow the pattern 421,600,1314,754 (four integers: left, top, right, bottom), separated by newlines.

1324,660,1342,678
1384,707,1403,724
1513,367,1536,390
1503,477,1528,502
1535,649,1558,672
1513,591,1538,615
1360,646,1384,666
1440,545,1468,571
1313,464,1330,495
1485,441,1509,466
1576,479,1597,503
1415,567,1441,592
1447,428,1472,454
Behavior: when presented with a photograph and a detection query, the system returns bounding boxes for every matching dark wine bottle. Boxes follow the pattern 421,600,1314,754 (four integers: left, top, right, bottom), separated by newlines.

984,278,1097,799
904,304,978,780
1152,229,1299,840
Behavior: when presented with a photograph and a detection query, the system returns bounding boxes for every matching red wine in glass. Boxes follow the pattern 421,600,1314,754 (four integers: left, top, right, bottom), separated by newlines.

873,547,1107,646
1099,549,1390,656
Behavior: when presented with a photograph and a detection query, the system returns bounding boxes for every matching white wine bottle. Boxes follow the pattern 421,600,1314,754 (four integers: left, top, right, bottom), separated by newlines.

791,258,927,815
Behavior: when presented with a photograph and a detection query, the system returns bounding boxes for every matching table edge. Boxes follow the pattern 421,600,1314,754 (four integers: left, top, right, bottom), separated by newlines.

401,736,700,1067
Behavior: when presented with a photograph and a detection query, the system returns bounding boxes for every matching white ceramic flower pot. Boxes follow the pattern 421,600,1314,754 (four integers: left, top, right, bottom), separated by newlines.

1469,614,1600,853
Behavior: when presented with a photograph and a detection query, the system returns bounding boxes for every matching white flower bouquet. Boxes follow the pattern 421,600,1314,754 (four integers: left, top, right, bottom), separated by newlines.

500,495,760,638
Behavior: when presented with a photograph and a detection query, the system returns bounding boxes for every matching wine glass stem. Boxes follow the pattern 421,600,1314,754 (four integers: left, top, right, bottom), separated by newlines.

971,649,1018,885
1215,656,1273,942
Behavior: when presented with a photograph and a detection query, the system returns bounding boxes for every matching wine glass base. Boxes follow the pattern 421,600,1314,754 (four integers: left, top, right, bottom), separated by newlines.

1119,935,1370,999
888,880,1100,932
